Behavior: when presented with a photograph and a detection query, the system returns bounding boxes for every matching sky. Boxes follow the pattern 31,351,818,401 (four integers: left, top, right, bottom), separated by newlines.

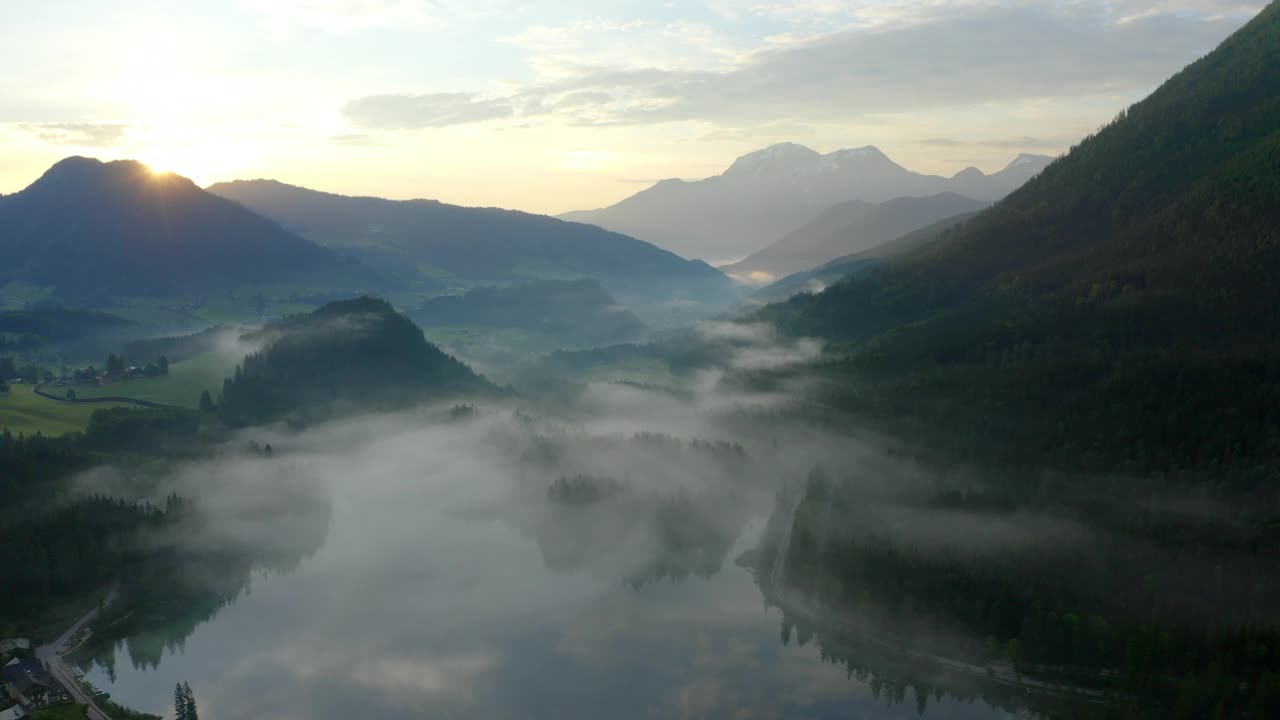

0,0,1262,214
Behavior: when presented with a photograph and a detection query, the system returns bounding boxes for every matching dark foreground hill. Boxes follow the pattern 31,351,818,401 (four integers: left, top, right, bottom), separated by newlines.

217,297,495,427
0,158,345,299
207,179,739,325
757,1,1280,479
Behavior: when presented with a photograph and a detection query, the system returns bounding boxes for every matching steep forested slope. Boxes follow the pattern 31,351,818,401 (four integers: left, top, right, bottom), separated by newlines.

758,2,1280,479
218,297,494,427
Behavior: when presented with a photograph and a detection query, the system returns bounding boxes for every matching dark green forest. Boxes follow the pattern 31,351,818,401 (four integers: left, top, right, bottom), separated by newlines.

217,296,495,427
751,468,1280,718
756,1,1280,482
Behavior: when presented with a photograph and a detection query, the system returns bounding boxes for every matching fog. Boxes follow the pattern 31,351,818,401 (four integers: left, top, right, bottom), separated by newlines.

71,320,1134,719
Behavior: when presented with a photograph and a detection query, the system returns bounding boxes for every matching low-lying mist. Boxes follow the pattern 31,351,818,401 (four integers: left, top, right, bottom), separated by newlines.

64,318,1274,719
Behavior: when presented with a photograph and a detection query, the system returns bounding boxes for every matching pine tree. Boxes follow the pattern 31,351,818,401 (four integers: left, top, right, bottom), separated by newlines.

184,682,199,720
174,683,187,720
174,681,199,720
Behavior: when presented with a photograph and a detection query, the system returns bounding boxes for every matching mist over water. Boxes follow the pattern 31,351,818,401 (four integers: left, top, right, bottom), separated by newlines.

69,325,1028,719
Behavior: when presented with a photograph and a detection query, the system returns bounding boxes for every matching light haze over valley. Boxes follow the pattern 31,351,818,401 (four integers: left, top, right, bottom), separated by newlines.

3,3,1280,720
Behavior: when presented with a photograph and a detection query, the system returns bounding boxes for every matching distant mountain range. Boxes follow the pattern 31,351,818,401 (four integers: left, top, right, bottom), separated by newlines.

721,192,987,281
0,159,740,327
560,145,1052,264
0,158,344,299
208,179,738,326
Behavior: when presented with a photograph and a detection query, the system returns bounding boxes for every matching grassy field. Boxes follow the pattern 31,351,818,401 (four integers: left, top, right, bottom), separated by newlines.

0,387,127,437
31,704,90,720
62,351,233,409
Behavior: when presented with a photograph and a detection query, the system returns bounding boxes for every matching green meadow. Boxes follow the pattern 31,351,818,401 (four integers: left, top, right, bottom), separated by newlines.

0,386,126,437
64,351,233,409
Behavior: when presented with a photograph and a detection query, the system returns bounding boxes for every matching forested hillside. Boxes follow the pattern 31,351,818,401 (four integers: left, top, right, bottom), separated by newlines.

757,3,1280,481
217,297,494,427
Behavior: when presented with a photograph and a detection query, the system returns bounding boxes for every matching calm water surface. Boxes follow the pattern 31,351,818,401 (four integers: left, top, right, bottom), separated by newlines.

82,419,1020,720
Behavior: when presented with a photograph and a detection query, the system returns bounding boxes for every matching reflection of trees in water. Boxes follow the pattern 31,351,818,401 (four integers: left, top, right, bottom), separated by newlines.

748,468,1280,719
519,432,754,587
73,480,332,677
746,478,1038,717
534,480,750,587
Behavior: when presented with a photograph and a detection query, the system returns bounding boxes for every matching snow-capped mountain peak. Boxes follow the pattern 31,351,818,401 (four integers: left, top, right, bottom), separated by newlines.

1003,153,1053,173
723,143,823,178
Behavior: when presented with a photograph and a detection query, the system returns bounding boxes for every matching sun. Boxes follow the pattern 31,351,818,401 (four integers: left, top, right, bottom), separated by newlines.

134,140,243,186
144,161,175,177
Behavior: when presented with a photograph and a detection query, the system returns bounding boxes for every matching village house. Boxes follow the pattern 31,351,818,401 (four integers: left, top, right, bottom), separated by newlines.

1,657,53,709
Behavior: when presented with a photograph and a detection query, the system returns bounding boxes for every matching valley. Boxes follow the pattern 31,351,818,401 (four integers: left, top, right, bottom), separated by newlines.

3,3,1280,719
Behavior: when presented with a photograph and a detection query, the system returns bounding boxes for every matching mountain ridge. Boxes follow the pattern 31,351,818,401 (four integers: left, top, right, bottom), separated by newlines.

560,145,1052,263
208,178,739,327
721,192,988,281
0,157,346,300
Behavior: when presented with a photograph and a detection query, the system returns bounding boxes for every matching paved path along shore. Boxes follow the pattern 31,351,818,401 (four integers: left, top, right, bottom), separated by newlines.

34,586,119,720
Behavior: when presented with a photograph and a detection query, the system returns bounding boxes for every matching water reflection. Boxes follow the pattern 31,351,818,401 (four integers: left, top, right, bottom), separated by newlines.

76,412,1018,719
74,460,332,679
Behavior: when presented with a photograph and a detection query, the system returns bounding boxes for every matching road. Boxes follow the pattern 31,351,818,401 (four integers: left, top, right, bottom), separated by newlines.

34,585,119,720
30,383,177,409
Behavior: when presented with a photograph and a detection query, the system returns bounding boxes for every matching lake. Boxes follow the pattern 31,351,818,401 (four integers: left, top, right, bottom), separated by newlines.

78,409,1027,719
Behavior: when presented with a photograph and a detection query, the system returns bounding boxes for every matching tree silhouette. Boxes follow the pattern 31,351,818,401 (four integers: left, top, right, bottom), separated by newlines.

174,681,198,720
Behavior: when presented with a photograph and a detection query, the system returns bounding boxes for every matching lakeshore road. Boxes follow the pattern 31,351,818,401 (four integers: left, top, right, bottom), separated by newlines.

34,585,119,720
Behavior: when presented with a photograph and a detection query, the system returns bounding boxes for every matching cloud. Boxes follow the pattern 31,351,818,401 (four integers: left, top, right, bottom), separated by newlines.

239,0,440,37
560,4,1246,126
330,132,379,146
917,135,1074,149
552,91,614,110
342,92,514,129
500,19,746,76
342,2,1252,132
18,122,133,147
715,0,1263,30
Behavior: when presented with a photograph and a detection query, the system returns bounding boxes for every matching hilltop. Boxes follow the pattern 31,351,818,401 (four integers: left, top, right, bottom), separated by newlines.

0,158,345,300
